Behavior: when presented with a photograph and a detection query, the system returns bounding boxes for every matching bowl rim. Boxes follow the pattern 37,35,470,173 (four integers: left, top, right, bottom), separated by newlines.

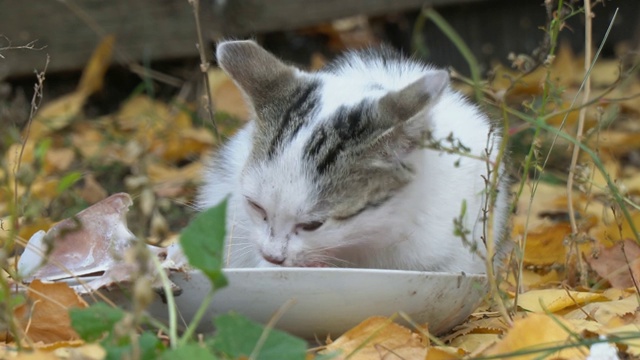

222,267,488,278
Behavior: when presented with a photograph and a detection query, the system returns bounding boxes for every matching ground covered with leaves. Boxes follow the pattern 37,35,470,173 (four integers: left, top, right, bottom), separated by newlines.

2,3,640,360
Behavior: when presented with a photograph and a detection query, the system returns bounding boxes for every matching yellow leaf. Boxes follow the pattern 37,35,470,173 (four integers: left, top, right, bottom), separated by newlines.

450,333,500,354
151,127,214,162
588,59,621,87
116,95,171,134
511,182,597,265
566,319,603,333
443,316,508,342
564,295,639,326
28,36,114,140
425,346,465,360
1,349,59,359
147,162,202,185
589,131,640,158
603,324,640,356
31,177,59,202
77,35,115,96
18,217,55,243
30,92,86,139
548,41,577,87
71,127,104,159
516,289,607,313
594,212,640,246
483,313,585,360
517,222,573,265
323,316,428,360
14,280,88,344
43,147,75,175
208,68,250,121
507,269,561,291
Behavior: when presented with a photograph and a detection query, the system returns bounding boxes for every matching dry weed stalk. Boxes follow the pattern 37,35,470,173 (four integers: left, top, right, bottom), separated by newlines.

565,0,593,286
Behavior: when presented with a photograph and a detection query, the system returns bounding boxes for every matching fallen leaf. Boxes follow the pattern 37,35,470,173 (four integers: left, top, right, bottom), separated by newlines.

147,161,202,186
14,280,88,344
77,174,108,204
71,127,104,159
507,269,561,291
564,294,639,326
588,131,640,158
602,324,640,356
323,316,428,360
483,313,586,359
43,147,75,175
516,289,607,313
208,69,250,121
593,212,640,247
450,333,500,354
76,35,115,96
0,348,59,359
587,239,640,289
28,36,114,140
444,316,508,342
512,182,598,265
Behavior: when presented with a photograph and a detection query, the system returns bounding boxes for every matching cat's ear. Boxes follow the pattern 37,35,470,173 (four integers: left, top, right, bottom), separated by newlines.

378,70,449,124
216,40,297,105
368,70,449,161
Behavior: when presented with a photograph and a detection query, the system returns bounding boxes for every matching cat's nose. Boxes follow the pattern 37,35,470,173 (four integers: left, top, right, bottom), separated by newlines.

262,252,285,265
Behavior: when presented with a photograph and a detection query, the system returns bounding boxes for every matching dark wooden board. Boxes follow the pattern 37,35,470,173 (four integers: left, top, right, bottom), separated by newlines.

0,0,485,77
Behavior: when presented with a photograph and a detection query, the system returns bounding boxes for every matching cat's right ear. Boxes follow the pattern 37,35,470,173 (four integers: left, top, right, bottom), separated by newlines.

216,40,297,106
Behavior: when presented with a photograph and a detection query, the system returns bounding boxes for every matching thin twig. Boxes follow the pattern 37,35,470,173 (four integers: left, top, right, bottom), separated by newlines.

188,0,221,143
249,298,297,360
0,37,45,59
13,57,49,233
566,0,593,235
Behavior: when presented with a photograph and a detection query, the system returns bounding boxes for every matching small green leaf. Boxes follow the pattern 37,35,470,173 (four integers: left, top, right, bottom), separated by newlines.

69,303,125,342
104,332,164,360
314,351,341,360
210,313,306,360
180,199,228,289
34,138,52,163
57,171,83,193
160,344,219,360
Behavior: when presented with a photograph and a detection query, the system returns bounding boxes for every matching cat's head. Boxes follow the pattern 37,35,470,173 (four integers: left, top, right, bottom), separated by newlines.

217,40,449,267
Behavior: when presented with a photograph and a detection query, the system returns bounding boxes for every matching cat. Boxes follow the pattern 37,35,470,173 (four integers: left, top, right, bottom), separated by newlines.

197,40,509,273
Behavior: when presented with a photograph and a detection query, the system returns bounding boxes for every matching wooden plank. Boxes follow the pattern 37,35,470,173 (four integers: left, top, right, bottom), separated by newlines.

0,0,485,78
211,0,486,34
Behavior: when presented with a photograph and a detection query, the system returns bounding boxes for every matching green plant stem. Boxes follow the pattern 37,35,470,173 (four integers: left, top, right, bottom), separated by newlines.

249,298,296,360
178,289,215,346
511,0,566,300
421,7,483,102
150,254,178,349
505,106,640,243
567,0,593,236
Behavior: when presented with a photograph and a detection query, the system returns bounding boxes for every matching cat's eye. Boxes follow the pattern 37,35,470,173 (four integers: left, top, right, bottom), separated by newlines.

297,221,324,232
246,199,267,221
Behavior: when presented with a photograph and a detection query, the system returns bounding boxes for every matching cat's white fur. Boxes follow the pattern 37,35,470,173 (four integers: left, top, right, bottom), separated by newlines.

199,41,509,273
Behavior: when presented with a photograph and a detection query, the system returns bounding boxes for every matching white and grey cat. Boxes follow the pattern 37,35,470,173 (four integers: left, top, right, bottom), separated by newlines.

198,40,509,273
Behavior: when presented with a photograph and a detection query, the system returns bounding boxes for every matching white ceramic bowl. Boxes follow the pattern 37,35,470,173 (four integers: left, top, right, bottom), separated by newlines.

129,268,487,339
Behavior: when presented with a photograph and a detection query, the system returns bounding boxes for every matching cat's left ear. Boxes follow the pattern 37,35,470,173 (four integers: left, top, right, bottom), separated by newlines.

216,40,297,107
378,70,449,125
